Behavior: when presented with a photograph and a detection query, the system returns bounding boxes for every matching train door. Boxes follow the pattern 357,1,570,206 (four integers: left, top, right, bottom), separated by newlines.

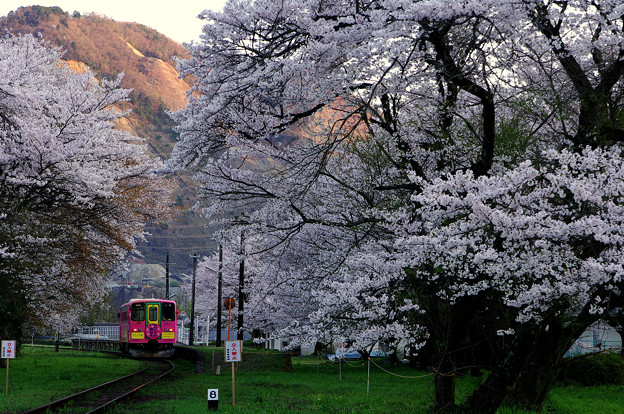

145,302,161,340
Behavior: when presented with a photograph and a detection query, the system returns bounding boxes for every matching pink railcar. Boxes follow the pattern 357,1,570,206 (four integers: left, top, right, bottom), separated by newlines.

119,299,177,357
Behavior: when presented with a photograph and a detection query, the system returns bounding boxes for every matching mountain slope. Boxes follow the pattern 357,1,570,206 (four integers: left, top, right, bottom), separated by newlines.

0,6,215,269
1,6,189,129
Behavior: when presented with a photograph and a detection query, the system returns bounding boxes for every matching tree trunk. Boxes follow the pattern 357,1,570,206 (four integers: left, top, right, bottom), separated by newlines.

420,288,503,413
0,277,26,349
389,345,398,366
463,318,591,412
424,296,457,413
507,319,592,410
427,296,481,412
433,350,457,412
462,334,525,413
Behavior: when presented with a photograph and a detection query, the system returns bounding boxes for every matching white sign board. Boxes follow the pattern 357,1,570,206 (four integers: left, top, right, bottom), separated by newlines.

1,341,15,359
207,388,219,401
225,340,242,362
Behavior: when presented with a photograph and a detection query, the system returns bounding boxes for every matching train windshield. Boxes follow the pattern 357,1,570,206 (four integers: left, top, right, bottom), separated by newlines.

131,303,145,321
162,303,175,321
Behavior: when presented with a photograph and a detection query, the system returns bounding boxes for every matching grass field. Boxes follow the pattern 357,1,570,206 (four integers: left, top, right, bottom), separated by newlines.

2,346,624,413
0,346,145,413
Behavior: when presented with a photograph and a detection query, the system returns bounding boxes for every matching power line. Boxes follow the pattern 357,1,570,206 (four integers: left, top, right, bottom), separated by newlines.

140,235,214,239
137,246,216,250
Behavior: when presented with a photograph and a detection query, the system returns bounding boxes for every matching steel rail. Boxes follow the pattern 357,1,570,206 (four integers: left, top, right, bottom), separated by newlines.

22,359,174,414
87,359,174,413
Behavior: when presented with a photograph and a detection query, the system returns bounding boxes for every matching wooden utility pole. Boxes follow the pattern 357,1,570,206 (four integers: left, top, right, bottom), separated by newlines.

189,254,199,346
165,252,170,300
216,244,223,347
237,233,245,342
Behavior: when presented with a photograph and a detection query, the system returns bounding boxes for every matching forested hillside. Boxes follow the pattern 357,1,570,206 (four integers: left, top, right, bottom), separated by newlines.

0,6,215,268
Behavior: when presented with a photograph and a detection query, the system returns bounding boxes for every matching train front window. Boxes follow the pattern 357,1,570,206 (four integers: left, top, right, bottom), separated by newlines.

131,303,145,321
162,303,175,321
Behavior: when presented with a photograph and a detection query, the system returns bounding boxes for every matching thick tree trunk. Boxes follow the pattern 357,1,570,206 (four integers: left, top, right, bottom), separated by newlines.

0,276,26,348
462,333,526,413
506,324,572,410
424,295,457,413
427,295,487,412
463,318,591,412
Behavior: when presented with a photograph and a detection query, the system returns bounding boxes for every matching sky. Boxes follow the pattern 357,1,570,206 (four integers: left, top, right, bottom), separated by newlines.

0,0,228,44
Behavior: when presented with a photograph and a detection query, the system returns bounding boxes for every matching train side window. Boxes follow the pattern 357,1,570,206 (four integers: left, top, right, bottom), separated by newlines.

131,303,145,321
162,303,175,321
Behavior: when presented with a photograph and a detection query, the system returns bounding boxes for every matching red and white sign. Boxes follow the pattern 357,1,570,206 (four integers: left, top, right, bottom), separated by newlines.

225,340,242,362
1,341,16,359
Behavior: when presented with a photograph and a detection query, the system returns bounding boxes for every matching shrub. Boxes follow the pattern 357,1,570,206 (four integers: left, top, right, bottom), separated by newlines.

559,352,624,386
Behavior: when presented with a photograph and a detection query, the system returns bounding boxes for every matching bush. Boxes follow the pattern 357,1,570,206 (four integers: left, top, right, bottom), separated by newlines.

559,352,624,386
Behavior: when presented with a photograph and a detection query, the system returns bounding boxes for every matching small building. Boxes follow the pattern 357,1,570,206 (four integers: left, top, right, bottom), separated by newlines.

565,320,622,357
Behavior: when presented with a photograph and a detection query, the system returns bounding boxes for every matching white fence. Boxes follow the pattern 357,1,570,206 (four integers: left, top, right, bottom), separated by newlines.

74,325,119,341
74,323,196,344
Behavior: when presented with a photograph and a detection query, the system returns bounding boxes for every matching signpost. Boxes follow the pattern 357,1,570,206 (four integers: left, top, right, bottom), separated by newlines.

1,340,16,395
207,388,219,411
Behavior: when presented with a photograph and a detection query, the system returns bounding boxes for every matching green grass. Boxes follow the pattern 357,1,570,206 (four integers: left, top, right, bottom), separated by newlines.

112,348,482,413
544,385,624,414
5,346,624,413
0,346,145,413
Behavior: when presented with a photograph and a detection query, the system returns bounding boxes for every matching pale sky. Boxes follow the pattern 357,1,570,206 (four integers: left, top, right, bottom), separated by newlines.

0,1,228,44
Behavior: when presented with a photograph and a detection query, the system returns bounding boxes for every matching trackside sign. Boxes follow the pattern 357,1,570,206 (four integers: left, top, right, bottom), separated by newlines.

225,340,242,362
2,340,16,395
1,341,15,359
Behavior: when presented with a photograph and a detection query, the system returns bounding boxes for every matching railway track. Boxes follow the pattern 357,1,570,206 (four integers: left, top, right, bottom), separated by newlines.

23,358,174,414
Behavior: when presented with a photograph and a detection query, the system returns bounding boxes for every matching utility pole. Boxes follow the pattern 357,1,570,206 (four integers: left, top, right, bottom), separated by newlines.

165,252,170,300
190,254,199,346
237,232,245,342
216,244,223,347
159,253,175,301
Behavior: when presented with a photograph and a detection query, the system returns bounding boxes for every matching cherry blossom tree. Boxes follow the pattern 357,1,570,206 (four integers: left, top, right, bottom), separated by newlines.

397,147,624,410
194,242,240,333
0,33,174,344
171,0,624,411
